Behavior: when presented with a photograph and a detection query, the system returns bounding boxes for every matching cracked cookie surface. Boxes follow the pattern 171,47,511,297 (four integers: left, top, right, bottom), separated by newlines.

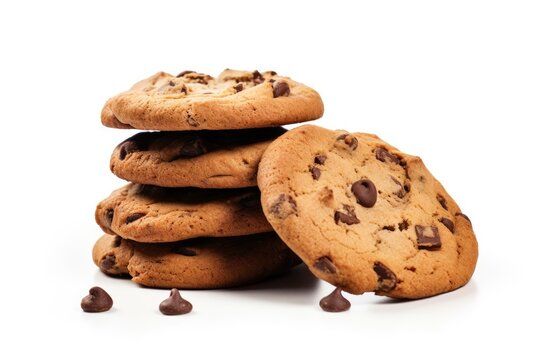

95,184,272,243
101,69,324,130
110,127,286,188
92,233,301,288
258,125,478,299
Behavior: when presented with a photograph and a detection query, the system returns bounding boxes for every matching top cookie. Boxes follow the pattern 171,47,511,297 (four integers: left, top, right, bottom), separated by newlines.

258,125,478,299
101,69,324,130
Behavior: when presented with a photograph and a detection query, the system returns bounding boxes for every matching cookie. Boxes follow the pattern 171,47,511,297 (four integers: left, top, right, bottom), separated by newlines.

92,233,301,289
95,184,272,243
101,69,324,130
110,127,286,188
258,125,478,299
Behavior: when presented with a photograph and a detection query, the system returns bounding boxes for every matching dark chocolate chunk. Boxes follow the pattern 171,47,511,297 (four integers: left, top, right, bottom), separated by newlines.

233,83,244,92
172,246,198,256
171,137,207,159
439,218,455,233
314,155,327,165
105,209,114,227
118,141,139,160
168,80,175,87
269,194,297,219
415,225,442,249
437,194,448,210
100,255,116,270
375,147,400,164
382,225,395,231
456,212,471,224
390,176,408,199
334,205,360,225
272,81,290,97
336,134,358,150
81,287,113,313
310,166,321,180
159,288,193,315
252,70,264,84
314,256,337,274
126,212,146,224
319,287,351,312
112,236,121,248
351,179,377,208
177,70,195,77
373,262,397,292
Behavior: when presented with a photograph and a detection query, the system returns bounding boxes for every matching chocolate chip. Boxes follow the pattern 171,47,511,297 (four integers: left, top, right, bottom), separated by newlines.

351,179,377,208
437,194,448,210
319,287,351,312
314,256,337,274
168,80,175,86
81,287,113,313
439,218,455,233
252,70,264,84
272,81,290,97
314,155,327,165
118,141,138,160
175,137,207,158
310,166,321,180
112,236,121,248
415,225,442,249
126,212,146,224
269,70,277,75
105,209,114,227
172,246,198,256
269,194,297,219
456,212,471,223
382,225,395,231
233,83,244,92
375,147,400,164
334,205,360,225
336,134,358,150
100,255,116,270
398,219,409,231
159,288,193,315
177,70,194,77
373,262,397,292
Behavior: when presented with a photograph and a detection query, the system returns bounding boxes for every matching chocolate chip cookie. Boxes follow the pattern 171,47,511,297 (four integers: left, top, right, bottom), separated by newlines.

93,233,301,288
110,127,286,188
258,125,478,299
95,184,272,243
101,69,324,131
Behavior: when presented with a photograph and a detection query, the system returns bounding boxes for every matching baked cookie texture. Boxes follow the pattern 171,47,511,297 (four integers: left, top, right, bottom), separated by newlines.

101,69,324,131
258,125,478,299
92,233,301,289
95,184,272,243
110,127,286,188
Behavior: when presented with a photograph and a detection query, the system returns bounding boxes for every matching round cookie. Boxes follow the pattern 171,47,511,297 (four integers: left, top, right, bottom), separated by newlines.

258,125,478,299
101,69,324,131
92,233,301,289
110,127,286,188
95,184,272,243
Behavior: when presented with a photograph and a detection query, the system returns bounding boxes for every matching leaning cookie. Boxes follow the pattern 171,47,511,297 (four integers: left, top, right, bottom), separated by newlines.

92,233,301,289
110,127,286,188
95,184,272,243
258,125,478,299
101,69,324,130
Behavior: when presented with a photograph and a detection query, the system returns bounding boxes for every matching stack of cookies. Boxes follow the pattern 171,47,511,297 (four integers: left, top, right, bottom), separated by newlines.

92,68,479,306
93,69,324,289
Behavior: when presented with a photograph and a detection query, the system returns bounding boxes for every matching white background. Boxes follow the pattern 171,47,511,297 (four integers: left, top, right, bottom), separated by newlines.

1,1,538,358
